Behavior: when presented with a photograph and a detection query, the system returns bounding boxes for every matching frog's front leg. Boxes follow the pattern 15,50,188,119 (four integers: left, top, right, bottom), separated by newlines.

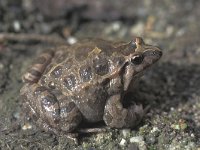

103,94,144,128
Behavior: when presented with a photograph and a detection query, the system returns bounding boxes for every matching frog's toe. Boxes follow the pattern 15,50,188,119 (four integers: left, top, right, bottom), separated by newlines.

124,104,144,128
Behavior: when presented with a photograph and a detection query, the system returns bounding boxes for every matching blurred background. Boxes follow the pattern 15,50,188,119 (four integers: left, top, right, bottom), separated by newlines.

0,0,200,149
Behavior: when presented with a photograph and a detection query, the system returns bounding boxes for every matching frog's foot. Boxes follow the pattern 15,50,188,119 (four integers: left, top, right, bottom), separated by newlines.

103,94,144,128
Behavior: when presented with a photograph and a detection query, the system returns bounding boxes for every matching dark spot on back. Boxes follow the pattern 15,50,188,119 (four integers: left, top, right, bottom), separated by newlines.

41,95,57,110
79,66,92,82
51,66,63,78
93,56,109,76
63,74,77,91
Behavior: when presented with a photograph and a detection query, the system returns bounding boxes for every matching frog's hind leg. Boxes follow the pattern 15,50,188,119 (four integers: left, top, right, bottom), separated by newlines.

22,50,54,83
54,92,83,133
103,94,144,128
21,83,82,134
20,83,60,130
22,104,79,144
32,114,78,142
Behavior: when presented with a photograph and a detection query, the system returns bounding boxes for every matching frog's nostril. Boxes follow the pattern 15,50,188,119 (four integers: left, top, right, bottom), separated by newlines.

153,50,162,58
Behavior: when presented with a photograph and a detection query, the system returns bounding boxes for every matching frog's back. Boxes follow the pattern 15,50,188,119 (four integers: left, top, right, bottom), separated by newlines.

40,39,130,96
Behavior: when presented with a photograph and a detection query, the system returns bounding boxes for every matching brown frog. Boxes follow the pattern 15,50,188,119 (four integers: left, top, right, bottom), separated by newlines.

20,37,162,135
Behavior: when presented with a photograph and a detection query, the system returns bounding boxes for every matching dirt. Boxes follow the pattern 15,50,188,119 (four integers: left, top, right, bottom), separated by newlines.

0,0,200,149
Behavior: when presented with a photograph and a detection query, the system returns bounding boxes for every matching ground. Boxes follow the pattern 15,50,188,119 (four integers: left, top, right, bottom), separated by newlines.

0,0,200,149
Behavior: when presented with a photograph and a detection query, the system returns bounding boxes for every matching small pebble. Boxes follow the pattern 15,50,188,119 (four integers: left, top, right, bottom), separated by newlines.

22,123,32,130
0,63,4,70
121,129,131,138
146,135,156,144
191,133,195,138
150,127,160,133
130,136,147,150
119,138,126,146
13,112,20,119
67,36,77,45
130,136,144,143
13,21,21,32
112,22,121,31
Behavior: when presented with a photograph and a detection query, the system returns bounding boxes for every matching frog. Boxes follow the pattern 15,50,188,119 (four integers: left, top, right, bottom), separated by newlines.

20,37,162,135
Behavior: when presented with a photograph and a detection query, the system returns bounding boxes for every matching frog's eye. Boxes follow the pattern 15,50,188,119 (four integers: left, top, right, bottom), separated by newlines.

131,55,144,65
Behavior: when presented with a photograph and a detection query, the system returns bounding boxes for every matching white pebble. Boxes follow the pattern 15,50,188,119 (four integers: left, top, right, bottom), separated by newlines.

13,21,21,32
119,138,126,146
150,127,160,133
22,123,32,130
112,22,121,31
122,129,130,138
130,136,144,143
130,136,147,150
67,36,77,45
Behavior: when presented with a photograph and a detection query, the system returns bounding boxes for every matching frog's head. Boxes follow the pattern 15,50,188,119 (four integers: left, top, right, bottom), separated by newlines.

120,37,162,90
128,37,162,72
